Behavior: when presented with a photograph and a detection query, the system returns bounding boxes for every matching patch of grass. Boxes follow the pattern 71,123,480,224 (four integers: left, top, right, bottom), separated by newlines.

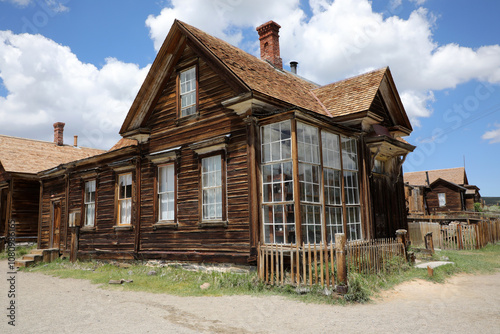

0,243,37,260
19,243,500,304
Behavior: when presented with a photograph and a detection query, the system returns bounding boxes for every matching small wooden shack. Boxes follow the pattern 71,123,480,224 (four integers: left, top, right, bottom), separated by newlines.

37,20,415,264
404,167,481,214
0,125,103,243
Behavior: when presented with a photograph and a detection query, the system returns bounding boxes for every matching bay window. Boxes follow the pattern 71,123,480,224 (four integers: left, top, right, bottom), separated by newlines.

260,119,362,245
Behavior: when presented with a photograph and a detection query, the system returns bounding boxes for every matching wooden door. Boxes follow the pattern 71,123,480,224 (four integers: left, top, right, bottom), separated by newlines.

52,202,61,248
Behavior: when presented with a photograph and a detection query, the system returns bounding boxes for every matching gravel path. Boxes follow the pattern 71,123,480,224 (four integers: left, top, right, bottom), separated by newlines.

1,261,499,333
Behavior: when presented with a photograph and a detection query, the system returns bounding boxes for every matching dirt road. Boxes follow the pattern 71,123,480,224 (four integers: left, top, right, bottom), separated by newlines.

1,262,499,333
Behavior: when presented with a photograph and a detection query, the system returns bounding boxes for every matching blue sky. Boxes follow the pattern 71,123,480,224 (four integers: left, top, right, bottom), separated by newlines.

0,0,499,196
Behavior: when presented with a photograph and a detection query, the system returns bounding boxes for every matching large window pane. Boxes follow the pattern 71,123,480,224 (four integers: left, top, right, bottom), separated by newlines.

324,169,341,205
342,137,358,171
301,204,322,244
297,122,319,164
346,206,361,241
180,67,197,117
261,120,291,163
158,165,175,221
118,174,132,225
202,156,222,220
299,163,320,203
263,204,295,244
325,206,343,243
84,180,96,227
322,132,341,169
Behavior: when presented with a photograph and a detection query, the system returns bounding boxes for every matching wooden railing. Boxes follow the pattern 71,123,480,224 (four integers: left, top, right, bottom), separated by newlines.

408,219,500,250
257,236,407,288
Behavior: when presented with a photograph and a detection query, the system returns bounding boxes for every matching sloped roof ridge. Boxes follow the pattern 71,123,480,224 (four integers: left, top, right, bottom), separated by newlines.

176,20,325,115
312,67,388,91
0,134,101,151
405,167,465,174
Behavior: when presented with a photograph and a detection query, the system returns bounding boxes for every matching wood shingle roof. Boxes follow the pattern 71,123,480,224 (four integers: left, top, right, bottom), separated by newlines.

0,135,105,175
404,167,468,186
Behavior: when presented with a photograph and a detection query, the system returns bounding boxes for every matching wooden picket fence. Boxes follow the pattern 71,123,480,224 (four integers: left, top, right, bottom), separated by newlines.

257,238,406,287
346,239,406,274
257,242,337,287
408,219,500,250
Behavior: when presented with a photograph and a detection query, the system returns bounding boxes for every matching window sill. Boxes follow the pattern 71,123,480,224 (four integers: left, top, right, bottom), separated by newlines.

198,220,228,228
113,225,133,231
80,226,96,232
153,222,178,230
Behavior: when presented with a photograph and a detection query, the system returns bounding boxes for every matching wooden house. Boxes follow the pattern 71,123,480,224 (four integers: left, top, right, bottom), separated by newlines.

404,167,481,214
0,124,103,244
37,20,415,264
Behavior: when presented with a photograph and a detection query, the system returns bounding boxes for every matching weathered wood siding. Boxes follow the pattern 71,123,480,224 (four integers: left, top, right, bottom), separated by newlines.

369,159,408,239
10,177,39,241
427,182,463,213
76,166,137,258
140,43,251,263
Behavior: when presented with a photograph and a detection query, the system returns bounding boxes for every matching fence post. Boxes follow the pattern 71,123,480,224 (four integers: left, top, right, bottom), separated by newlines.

335,233,348,294
456,224,464,250
424,232,434,254
396,229,408,248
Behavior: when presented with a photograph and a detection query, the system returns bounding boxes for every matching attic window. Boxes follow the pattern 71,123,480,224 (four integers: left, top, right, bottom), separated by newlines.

179,66,197,117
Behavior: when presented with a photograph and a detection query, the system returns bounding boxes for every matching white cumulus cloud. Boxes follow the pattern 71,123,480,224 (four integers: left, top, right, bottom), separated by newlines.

0,31,149,149
145,0,500,130
482,123,500,144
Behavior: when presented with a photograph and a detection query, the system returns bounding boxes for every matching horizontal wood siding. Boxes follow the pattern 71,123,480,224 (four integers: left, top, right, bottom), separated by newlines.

146,44,240,152
78,168,136,254
369,159,408,239
427,183,463,213
10,177,39,241
139,131,251,262
139,43,251,262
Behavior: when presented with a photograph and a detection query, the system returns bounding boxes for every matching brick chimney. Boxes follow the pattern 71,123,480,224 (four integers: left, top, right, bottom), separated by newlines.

256,21,283,69
53,122,65,146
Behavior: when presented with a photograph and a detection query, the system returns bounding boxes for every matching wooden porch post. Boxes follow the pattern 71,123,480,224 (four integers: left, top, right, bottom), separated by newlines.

246,116,260,259
335,233,348,294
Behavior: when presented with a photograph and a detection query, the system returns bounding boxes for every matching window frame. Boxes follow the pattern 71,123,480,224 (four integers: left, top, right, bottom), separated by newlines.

260,120,296,245
438,192,446,207
83,179,96,227
157,163,176,223
116,172,133,226
321,130,344,243
177,64,199,119
198,152,227,224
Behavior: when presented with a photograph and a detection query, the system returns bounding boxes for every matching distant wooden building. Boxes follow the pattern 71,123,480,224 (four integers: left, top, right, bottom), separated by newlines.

0,124,103,243
37,20,415,264
404,167,481,214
